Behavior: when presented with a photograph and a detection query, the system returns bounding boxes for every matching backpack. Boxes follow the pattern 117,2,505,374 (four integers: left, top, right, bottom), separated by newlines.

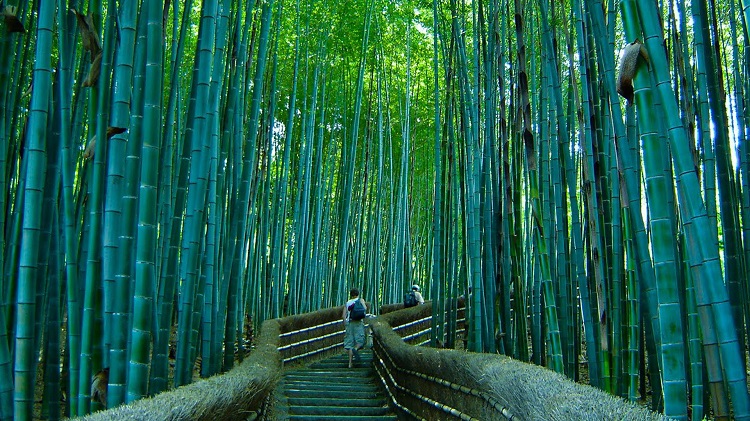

350,299,366,321
404,291,417,308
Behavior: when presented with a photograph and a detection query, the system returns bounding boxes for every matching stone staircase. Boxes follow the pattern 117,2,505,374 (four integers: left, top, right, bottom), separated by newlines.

273,349,398,420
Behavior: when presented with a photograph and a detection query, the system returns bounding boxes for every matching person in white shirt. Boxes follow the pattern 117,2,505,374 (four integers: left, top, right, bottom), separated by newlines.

342,288,367,368
412,285,425,305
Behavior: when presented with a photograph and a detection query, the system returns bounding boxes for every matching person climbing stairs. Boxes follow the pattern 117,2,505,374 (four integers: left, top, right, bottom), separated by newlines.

273,349,397,420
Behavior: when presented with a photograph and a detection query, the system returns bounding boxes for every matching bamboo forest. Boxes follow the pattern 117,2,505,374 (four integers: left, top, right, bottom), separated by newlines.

2,0,750,419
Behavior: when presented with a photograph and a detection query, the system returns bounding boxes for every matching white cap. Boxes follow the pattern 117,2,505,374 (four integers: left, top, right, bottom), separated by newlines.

412,285,420,291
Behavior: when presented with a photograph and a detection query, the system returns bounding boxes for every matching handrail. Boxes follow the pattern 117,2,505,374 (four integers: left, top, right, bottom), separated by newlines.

276,305,349,366
372,340,493,421
371,303,665,420
277,329,344,352
78,319,282,421
278,318,342,338
373,339,516,420
76,300,664,421
76,305,347,420
391,314,432,331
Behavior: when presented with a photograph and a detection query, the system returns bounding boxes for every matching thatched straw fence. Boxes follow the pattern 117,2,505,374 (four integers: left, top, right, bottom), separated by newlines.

76,319,282,421
77,299,664,421
380,299,466,348
372,303,666,421
76,305,353,421
276,304,354,365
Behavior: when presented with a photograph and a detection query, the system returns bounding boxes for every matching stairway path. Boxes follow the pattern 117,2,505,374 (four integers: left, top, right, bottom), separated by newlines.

273,349,397,420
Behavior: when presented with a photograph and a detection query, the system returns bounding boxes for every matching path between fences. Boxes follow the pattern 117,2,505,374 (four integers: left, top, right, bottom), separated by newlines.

273,348,397,420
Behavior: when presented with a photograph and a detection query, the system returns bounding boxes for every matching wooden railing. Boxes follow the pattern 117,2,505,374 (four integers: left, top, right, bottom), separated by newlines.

79,300,663,421
371,303,665,421
77,305,351,420
276,305,347,365
78,319,282,421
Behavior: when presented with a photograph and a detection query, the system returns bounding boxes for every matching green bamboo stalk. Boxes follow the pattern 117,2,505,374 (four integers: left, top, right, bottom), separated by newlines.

155,1,180,276
448,0,480,353
152,0,196,394
292,15,324,315
516,0,562,373
332,0,373,305
35,74,63,419
55,1,83,415
430,0,445,348
176,0,217,386
636,0,750,417
106,0,138,408
0,13,15,325
127,0,163,402
683,244,704,421
740,0,750,74
621,196,640,402
210,0,251,374
260,100,277,320
0,306,10,420
539,0,578,377
290,51,321,318
538,54,553,366
0,2,27,153
42,209,61,421
696,0,747,371
619,4,688,417
78,0,114,412
14,1,55,417
396,21,413,309
580,0,661,399
578,5,614,390
382,58,396,306
310,61,329,312
597,29,617,397
558,7,592,383
483,0,501,355
0,0,23,401
608,115,624,397
5,5,32,170
269,0,296,319
228,0,273,334
734,0,750,361
228,0,278,368
201,0,231,376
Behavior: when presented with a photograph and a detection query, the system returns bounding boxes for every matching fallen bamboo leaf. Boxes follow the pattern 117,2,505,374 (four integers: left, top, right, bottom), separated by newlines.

71,8,101,59
83,135,96,159
82,52,102,87
83,127,127,160
106,126,127,138
91,367,109,407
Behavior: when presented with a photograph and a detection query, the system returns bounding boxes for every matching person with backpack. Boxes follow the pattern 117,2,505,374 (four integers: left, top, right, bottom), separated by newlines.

342,288,367,368
404,285,425,308
412,285,425,305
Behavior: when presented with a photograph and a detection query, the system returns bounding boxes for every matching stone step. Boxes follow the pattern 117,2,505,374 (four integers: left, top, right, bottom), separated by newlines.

286,416,397,421
286,396,388,407
288,404,392,416
308,361,372,369
308,351,373,368
285,368,372,376
284,388,383,400
275,348,395,421
284,381,381,393
284,373,374,384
